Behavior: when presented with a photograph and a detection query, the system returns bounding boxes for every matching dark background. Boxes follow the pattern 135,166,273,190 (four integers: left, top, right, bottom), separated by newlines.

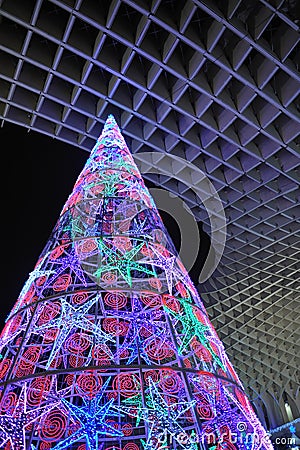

1,121,210,329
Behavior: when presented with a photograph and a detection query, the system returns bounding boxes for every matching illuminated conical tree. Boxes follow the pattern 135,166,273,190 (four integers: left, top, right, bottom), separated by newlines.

0,115,273,450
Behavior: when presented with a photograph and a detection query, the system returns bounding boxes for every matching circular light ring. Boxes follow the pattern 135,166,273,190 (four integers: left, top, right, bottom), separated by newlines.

27,376,51,406
101,272,117,284
139,326,152,338
107,391,118,401
193,307,207,325
113,236,132,251
191,339,212,362
49,355,63,369
184,358,192,368
144,338,174,361
0,359,12,379
8,314,23,334
105,419,120,437
102,318,129,336
65,332,91,353
123,443,139,450
195,371,221,395
140,244,154,257
140,291,161,307
195,393,214,419
40,442,51,449
76,238,98,255
69,354,86,368
64,374,75,385
92,344,112,360
104,291,127,309
95,358,112,367
76,371,103,398
22,284,36,304
159,369,183,393
148,277,162,290
209,341,221,356
39,408,67,442
43,328,59,343
0,390,17,413
71,291,89,305
122,423,133,437
17,346,41,373
144,369,160,385
102,222,113,233
112,373,141,398
90,183,105,195
53,274,72,292
76,445,86,450
38,301,61,324
118,348,130,359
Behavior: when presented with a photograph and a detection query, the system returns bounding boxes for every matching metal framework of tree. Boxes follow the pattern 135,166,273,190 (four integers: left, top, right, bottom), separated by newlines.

0,115,273,450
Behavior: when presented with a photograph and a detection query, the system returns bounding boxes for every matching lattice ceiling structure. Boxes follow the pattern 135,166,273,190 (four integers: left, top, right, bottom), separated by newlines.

0,0,299,428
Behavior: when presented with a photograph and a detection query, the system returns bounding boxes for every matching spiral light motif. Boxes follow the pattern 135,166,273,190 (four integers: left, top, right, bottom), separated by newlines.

102,318,129,336
39,409,67,442
53,274,72,291
72,291,89,305
0,391,17,413
112,373,141,398
76,371,103,398
104,291,127,309
27,377,51,406
65,332,91,353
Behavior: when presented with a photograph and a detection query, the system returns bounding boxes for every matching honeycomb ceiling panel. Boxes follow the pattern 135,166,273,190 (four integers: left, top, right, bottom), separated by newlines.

0,0,299,422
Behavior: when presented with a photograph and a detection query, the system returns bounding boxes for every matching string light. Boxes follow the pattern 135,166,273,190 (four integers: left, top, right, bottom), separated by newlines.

0,114,273,450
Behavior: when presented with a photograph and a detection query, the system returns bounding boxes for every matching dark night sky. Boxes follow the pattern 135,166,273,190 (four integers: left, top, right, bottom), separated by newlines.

1,122,88,328
1,121,209,330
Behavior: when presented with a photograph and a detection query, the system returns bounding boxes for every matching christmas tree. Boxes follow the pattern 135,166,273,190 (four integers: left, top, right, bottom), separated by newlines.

0,115,273,450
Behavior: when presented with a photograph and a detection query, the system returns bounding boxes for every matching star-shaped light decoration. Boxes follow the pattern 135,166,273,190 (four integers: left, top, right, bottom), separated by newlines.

110,296,168,364
0,383,59,450
34,296,114,369
163,299,224,369
145,245,188,295
114,378,197,450
127,214,153,239
51,377,123,450
122,388,152,427
93,238,156,286
63,213,89,240
45,375,72,402
7,253,54,320
68,198,107,243
44,246,89,290
85,170,122,197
